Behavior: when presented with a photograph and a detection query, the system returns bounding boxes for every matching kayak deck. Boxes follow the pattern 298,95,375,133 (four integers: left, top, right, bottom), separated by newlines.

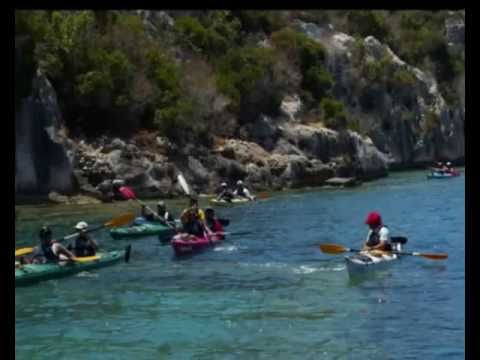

171,233,224,257
345,252,398,279
209,198,251,206
110,222,175,240
15,247,130,287
427,171,460,179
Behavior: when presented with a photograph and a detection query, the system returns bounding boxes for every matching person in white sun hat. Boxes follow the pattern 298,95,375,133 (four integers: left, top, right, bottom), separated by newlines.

233,180,256,201
67,221,98,257
216,182,234,202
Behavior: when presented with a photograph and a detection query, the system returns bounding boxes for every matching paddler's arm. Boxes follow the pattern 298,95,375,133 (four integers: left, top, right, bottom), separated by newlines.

52,242,76,261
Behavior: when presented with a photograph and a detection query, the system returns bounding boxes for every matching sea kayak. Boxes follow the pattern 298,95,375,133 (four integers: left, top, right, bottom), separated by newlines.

110,222,175,240
209,197,251,206
427,170,460,179
15,246,131,287
344,237,407,279
345,251,399,279
171,233,224,256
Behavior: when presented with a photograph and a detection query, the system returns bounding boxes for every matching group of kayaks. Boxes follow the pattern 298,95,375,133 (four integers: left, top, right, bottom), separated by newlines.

17,168,452,288
16,212,231,287
427,169,461,179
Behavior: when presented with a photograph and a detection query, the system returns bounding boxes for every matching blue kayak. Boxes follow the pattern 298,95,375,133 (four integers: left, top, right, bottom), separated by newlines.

427,170,460,179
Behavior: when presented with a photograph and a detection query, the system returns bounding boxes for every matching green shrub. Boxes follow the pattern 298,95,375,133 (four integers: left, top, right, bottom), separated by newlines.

271,27,330,104
321,97,347,129
299,38,327,72
233,10,287,34
347,118,362,133
174,16,208,52
216,46,278,116
390,68,416,87
321,97,346,119
346,11,389,42
175,12,240,57
424,110,440,132
302,65,333,100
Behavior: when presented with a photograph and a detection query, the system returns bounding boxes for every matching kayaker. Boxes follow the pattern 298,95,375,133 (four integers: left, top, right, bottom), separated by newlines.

180,197,206,238
30,225,76,264
233,180,255,201
216,182,234,202
446,162,454,173
140,204,156,222
113,180,136,201
67,221,98,257
363,212,391,252
204,207,225,234
440,162,450,173
432,161,443,172
156,201,176,226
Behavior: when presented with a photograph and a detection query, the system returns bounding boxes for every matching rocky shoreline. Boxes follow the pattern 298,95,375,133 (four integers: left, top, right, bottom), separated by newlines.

15,14,464,205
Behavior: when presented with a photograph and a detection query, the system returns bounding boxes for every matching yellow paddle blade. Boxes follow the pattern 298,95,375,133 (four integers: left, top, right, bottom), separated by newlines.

15,247,34,257
319,243,348,254
418,253,448,260
73,255,100,263
104,212,135,228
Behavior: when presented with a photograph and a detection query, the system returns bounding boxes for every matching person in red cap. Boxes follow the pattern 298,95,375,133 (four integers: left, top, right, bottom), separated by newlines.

363,211,391,251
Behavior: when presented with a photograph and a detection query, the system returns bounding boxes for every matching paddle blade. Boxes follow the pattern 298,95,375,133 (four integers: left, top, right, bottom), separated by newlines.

104,213,135,228
419,253,448,260
177,174,190,196
124,245,132,263
319,243,348,254
256,192,270,199
15,247,34,257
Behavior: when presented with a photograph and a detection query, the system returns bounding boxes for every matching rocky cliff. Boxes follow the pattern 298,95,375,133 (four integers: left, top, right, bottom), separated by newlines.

14,10,465,203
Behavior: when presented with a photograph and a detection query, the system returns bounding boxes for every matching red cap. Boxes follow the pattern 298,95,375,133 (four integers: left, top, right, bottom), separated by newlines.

365,212,382,227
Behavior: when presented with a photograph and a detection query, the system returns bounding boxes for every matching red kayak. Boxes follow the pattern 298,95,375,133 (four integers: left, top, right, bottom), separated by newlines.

171,232,225,256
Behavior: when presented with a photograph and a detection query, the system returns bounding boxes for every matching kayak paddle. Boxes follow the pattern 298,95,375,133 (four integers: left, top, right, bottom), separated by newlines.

134,198,179,233
177,173,191,196
256,192,270,199
15,212,135,257
319,243,448,260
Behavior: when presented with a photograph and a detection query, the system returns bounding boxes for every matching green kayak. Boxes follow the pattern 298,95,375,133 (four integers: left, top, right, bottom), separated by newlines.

110,223,174,240
15,246,131,287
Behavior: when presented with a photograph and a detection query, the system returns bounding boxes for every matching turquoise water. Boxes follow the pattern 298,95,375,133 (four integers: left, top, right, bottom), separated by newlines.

15,170,465,359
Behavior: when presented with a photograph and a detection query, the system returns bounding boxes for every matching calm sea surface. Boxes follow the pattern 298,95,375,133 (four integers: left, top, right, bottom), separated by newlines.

15,170,465,359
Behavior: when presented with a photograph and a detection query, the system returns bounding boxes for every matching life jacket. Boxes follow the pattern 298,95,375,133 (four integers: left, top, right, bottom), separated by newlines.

366,225,390,249
118,186,136,200
181,208,204,224
206,218,224,233
218,189,234,200
159,211,174,222
40,243,59,262
235,187,246,197
70,235,96,257
183,219,204,237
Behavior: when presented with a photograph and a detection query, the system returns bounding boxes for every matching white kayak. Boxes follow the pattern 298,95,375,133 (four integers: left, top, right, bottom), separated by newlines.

345,251,399,278
209,197,252,206
344,237,407,279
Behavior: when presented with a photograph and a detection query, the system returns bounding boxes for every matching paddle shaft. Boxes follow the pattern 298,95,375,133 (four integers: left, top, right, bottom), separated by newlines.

319,243,447,260
134,198,178,233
